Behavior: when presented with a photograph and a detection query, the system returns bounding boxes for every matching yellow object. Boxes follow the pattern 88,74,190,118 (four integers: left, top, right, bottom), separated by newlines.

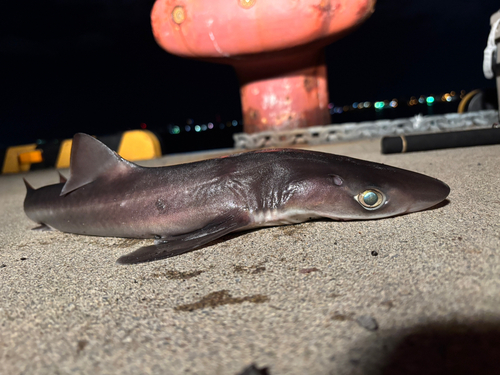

118,130,161,161
55,130,161,169
2,144,38,173
457,89,480,113
18,149,43,165
2,130,161,174
55,138,74,169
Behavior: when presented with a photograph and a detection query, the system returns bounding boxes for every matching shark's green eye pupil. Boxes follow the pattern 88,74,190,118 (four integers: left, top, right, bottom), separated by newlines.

355,189,385,210
363,191,378,206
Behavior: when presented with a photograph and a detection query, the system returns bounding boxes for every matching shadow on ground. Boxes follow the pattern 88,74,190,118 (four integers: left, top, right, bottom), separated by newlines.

358,320,500,375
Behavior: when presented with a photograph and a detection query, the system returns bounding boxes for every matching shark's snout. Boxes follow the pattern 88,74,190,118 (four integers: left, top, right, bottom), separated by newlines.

407,176,450,213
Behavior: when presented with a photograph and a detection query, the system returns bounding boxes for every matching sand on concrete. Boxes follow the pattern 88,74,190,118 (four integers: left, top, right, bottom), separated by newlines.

1,138,499,375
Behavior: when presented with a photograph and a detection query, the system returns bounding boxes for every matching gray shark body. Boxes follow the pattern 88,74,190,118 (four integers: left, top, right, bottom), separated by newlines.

24,133,450,264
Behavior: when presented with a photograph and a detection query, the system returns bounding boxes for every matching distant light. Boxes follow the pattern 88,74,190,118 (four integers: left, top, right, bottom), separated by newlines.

187,118,194,125
352,102,359,109
232,120,238,126
201,124,207,131
357,102,364,109
418,96,425,104
446,96,452,102
426,96,435,105
390,100,398,108
343,105,350,112
194,125,201,132
171,125,180,134
363,101,371,108
219,123,225,129
328,102,334,109
335,107,343,113
185,125,191,132
140,123,147,129
374,101,384,109
208,122,214,129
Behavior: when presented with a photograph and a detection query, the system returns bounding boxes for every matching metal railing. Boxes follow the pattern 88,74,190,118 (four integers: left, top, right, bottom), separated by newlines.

233,110,498,149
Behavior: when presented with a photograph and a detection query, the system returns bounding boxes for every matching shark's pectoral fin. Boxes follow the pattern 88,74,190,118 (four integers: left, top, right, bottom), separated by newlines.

116,211,250,265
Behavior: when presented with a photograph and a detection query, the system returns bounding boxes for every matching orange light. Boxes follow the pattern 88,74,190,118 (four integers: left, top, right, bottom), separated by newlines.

18,150,43,165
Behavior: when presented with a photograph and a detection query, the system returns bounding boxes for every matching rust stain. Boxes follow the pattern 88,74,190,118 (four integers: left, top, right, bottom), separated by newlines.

311,0,337,35
151,269,204,280
299,267,320,274
76,340,88,354
331,312,354,321
245,108,260,121
175,290,269,311
234,263,266,274
239,0,256,9
304,76,317,93
329,293,343,298
381,300,394,309
317,0,331,12
243,107,262,133
171,5,185,25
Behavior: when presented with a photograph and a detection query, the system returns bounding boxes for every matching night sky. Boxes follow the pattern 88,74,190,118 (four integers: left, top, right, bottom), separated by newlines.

1,0,499,150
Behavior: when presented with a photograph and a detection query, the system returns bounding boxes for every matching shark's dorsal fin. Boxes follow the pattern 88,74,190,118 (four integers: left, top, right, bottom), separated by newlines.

60,133,139,196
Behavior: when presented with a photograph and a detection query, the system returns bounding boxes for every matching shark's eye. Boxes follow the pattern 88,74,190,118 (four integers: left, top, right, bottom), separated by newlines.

355,189,385,210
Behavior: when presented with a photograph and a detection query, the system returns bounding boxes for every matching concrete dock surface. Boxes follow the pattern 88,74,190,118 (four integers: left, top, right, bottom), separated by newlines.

1,138,499,374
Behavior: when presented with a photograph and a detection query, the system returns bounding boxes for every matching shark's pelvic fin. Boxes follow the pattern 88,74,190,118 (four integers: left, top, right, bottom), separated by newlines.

117,210,249,264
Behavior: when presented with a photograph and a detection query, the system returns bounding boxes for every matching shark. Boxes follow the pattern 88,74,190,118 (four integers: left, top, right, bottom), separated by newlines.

23,133,450,264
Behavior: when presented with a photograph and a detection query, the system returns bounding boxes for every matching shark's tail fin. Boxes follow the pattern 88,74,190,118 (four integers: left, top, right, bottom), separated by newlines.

23,178,37,217
23,178,35,197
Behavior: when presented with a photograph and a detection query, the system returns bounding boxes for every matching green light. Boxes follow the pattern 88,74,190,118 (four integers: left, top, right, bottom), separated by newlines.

171,126,180,135
194,125,201,132
426,96,435,104
374,101,384,109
